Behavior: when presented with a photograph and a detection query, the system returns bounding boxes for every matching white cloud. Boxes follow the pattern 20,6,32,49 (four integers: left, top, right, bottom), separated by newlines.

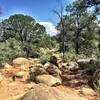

38,22,58,36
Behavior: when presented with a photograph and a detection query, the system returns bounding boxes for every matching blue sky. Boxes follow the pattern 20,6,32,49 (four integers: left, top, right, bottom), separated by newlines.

0,0,74,35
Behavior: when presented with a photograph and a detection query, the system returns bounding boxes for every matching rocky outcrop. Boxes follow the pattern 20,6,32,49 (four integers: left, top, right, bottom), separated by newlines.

20,84,87,100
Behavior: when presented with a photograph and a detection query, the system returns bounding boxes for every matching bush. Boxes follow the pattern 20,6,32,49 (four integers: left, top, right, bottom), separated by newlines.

40,54,51,65
0,38,25,63
64,52,76,61
39,48,53,64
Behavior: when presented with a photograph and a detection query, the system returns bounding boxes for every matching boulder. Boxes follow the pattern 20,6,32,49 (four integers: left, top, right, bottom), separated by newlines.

28,58,40,64
13,57,30,69
59,63,68,73
67,62,79,71
15,71,25,78
80,87,96,96
92,69,100,90
77,58,97,69
77,58,96,63
20,84,87,100
4,63,13,70
29,66,48,81
59,62,79,72
44,62,61,77
44,62,51,69
36,75,62,86
7,93,25,100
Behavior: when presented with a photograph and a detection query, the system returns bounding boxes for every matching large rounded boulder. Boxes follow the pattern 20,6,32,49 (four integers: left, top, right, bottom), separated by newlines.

13,57,30,70
44,62,61,78
36,74,61,86
29,66,48,81
20,84,87,100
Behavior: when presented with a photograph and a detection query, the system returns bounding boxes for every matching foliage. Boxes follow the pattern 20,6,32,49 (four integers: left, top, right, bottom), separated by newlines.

0,14,56,62
39,54,52,65
56,0,100,58
0,38,25,63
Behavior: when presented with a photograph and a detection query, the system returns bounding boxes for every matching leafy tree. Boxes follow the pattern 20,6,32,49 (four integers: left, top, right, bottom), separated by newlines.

56,0,99,57
0,14,55,62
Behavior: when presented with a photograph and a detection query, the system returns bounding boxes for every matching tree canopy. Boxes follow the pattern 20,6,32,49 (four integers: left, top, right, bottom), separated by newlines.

56,0,100,58
0,14,56,62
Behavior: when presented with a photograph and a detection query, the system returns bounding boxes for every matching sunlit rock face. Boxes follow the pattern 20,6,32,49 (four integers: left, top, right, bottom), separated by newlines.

20,84,87,100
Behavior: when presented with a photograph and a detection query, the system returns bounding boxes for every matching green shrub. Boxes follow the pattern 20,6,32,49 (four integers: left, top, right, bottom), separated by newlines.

40,54,52,65
0,38,25,63
39,48,53,64
64,52,76,61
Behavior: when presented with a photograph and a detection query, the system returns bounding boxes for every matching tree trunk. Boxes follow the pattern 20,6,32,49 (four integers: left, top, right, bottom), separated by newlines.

75,14,80,55
62,29,65,61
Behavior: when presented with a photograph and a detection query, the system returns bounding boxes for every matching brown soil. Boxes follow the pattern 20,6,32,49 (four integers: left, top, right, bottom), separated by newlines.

0,66,98,100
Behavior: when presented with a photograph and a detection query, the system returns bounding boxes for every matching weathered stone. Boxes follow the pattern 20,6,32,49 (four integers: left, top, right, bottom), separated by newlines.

59,62,79,72
15,71,25,78
36,75,62,86
92,69,100,90
20,84,87,100
77,58,97,70
30,63,43,68
44,62,61,77
67,62,79,71
29,67,48,81
13,57,30,69
4,63,13,69
80,87,96,96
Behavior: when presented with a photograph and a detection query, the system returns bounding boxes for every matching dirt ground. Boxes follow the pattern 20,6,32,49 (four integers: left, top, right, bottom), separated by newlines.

0,65,98,100
0,77,97,100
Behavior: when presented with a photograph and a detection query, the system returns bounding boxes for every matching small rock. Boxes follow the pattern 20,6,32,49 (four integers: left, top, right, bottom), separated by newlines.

15,71,25,78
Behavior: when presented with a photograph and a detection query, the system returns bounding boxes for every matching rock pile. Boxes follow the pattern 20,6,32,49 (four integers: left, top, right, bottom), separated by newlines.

29,62,62,86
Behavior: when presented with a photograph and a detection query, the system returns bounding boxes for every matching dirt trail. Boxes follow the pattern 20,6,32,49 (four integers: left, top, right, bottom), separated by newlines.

0,61,98,100
0,78,26,100
0,77,97,100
